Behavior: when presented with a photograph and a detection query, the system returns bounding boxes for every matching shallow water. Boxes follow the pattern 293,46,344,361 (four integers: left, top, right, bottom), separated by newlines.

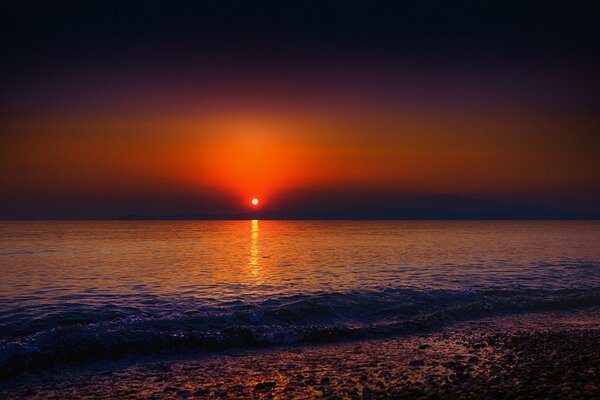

1,220,599,373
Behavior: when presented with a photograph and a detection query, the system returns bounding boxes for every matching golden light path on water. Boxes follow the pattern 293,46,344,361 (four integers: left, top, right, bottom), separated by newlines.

248,219,263,284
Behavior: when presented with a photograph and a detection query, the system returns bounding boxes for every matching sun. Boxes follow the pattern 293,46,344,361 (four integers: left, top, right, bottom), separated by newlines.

251,198,259,206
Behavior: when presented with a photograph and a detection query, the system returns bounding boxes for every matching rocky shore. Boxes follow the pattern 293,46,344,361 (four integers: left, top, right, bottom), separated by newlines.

2,310,599,399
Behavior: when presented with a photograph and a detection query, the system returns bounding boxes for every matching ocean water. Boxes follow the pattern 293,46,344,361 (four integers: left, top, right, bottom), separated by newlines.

1,220,599,375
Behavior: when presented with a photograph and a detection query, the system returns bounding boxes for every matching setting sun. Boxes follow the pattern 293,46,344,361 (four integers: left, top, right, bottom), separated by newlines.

251,198,259,206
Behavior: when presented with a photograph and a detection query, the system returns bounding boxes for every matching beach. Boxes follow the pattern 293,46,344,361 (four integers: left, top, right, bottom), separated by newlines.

3,309,599,399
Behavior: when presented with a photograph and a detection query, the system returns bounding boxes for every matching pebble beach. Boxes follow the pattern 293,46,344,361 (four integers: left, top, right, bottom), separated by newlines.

3,309,599,399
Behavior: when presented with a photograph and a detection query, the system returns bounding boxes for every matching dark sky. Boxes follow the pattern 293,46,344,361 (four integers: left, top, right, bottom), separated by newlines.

1,1,599,218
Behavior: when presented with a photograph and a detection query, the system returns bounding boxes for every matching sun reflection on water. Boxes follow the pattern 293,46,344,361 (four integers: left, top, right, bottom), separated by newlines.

248,219,263,283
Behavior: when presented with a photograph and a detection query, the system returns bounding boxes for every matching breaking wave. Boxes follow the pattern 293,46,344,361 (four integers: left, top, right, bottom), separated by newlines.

2,286,600,377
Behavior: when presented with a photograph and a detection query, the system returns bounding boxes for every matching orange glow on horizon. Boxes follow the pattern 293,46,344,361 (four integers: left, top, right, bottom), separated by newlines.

195,116,315,201
1,111,598,213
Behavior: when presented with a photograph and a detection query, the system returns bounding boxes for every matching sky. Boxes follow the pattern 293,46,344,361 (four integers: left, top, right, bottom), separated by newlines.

1,1,599,218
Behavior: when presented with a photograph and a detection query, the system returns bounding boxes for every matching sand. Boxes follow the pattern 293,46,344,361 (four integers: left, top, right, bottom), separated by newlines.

2,309,599,399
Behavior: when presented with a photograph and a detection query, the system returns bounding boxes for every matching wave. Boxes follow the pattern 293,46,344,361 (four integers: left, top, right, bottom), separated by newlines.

2,287,600,377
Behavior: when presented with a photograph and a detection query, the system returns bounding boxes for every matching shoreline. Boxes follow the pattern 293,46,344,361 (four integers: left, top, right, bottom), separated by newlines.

2,309,599,399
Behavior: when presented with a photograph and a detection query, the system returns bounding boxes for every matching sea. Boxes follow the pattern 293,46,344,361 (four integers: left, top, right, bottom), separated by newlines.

1,220,599,375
